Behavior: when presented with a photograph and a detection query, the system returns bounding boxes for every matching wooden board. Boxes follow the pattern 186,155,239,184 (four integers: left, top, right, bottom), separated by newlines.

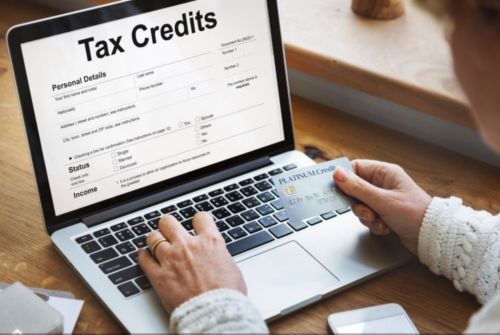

279,0,474,128
1,2,498,333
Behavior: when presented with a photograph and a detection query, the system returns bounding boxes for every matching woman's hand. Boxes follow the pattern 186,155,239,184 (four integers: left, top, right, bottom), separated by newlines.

334,159,432,255
138,212,246,313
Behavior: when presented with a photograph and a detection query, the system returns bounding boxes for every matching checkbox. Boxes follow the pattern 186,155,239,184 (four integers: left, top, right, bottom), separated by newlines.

178,122,184,128
114,167,120,172
195,126,200,131
111,153,117,158
196,133,201,139
195,117,201,122
113,160,118,165
197,140,202,145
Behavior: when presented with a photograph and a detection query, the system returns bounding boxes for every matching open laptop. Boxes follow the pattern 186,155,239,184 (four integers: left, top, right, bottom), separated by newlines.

7,0,410,332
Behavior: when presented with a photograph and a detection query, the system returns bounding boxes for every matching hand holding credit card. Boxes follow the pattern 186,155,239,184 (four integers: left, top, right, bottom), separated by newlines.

272,157,358,225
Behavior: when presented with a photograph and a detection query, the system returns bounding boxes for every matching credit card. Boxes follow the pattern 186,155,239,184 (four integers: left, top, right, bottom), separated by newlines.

272,157,358,225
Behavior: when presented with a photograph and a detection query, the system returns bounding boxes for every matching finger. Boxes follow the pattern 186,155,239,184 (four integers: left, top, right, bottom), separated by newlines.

370,219,392,236
352,159,404,188
351,160,390,182
334,167,389,208
146,230,170,259
146,230,168,247
352,204,377,223
192,212,219,237
159,215,190,244
374,220,392,235
138,248,160,279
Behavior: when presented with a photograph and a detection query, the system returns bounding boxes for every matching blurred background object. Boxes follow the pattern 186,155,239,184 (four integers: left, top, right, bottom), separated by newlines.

28,0,91,11
352,0,405,20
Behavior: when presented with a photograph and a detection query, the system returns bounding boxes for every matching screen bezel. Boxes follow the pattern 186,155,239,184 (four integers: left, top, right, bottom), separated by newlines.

7,0,294,233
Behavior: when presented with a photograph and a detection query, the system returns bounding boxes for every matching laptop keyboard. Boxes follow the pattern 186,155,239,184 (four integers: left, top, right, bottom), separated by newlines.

74,164,352,298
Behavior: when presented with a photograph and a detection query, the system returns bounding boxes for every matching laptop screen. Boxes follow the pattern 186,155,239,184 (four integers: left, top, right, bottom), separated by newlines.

19,0,285,216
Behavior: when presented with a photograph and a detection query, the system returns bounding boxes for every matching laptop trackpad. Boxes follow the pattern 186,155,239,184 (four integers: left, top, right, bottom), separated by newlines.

237,241,339,318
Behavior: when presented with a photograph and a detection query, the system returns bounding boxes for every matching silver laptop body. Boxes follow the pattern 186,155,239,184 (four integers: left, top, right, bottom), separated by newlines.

7,0,410,332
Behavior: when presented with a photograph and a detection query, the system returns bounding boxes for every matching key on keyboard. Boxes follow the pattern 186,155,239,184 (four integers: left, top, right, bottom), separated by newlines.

224,184,239,192
93,228,110,238
116,242,136,254
211,196,229,208
91,248,119,264
226,191,243,202
239,179,254,186
228,227,248,240
180,207,197,219
195,201,214,212
321,212,337,220
111,222,127,232
99,256,132,274
257,192,275,203
227,202,246,214
242,197,260,208
226,215,245,227
241,210,259,222
255,181,272,192
177,200,193,208
259,216,278,228
226,231,274,256
256,204,274,216
161,205,177,214
98,235,118,248
116,229,134,242
243,221,262,234
289,220,308,231
118,281,140,297
254,173,268,181
135,276,152,290
193,194,209,203
109,265,143,285
269,168,283,176
81,241,101,254
213,208,231,219
269,224,293,238
216,221,230,232
132,236,147,248
75,235,92,244
132,223,150,236
144,211,161,220
208,189,224,197
240,186,258,197
128,217,145,226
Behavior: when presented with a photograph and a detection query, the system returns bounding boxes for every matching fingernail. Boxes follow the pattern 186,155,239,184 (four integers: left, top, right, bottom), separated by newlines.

334,167,348,183
359,215,370,222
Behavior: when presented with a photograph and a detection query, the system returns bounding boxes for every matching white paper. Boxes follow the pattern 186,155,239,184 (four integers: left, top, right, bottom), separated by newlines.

46,297,84,334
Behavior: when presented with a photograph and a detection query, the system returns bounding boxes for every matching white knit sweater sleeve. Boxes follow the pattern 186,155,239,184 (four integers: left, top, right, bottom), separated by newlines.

418,196,500,304
169,289,269,334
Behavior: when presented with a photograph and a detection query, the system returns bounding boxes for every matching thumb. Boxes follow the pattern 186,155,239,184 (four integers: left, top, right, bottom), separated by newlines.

334,167,386,209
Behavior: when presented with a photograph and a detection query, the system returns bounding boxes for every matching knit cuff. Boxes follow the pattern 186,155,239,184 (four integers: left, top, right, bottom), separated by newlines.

418,196,463,276
418,196,499,304
169,289,269,334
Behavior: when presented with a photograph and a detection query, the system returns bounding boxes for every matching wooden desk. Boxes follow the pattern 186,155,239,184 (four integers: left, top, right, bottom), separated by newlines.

281,0,474,129
1,2,499,333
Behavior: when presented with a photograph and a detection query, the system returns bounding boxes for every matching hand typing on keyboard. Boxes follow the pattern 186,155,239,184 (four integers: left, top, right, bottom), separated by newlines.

138,212,246,313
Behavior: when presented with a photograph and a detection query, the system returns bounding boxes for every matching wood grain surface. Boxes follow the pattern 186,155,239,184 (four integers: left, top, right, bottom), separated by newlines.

280,0,474,129
1,2,499,334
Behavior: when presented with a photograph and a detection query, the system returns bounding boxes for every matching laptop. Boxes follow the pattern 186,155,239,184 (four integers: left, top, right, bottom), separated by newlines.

7,0,410,332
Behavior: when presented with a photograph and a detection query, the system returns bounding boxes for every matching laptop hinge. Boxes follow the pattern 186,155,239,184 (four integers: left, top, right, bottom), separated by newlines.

82,156,273,228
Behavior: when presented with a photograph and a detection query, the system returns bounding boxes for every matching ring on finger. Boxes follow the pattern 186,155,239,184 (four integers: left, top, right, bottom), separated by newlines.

150,238,168,260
